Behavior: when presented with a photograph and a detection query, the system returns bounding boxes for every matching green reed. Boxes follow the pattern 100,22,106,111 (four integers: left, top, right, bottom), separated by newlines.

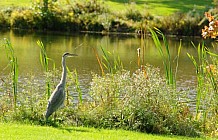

37,40,52,99
37,40,49,72
93,46,123,75
3,39,18,110
67,68,83,104
149,28,177,87
93,47,105,75
187,43,218,134
206,50,218,94
101,46,123,74
187,43,207,117
175,40,182,81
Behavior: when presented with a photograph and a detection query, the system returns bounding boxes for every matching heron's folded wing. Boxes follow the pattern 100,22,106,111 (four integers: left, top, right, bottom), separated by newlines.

49,84,65,105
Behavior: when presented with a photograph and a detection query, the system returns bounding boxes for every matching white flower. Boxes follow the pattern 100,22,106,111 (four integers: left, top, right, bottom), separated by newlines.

209,26,214,31
202,32,207,38
209,21,215,26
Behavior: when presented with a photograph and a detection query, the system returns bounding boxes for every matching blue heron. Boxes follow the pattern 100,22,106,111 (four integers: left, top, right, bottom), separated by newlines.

45,52,78,119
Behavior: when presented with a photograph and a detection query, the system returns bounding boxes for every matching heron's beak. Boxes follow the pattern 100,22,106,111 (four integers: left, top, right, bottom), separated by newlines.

69,53,78,57
63,52,78,58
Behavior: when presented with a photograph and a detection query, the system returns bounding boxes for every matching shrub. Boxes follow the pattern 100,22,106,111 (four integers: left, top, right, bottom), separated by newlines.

78,65,200,136
156,10,203,36
0,11,10,28
72,0,107,15
11,9,35,29
125,3,143,22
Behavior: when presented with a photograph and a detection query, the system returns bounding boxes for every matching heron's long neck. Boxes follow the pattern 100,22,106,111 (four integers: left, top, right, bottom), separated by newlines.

60,57,67,85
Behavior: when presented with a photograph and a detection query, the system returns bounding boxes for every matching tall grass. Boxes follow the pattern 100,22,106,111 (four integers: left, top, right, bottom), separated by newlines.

67,68,83,104
3,38,18,110
149,28,177,87
37,40,53,99
92,47,105,75
93,46,123,75
187,43,207,117
101,46,123,74
37,40,49,72
206,51,218,94
187,43,218,134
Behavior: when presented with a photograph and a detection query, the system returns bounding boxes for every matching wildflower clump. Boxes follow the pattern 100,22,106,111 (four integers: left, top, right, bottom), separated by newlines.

202,12,218,38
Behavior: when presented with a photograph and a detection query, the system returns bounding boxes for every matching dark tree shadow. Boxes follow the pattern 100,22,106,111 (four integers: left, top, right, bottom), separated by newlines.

38,118,93,133
57,127,92,133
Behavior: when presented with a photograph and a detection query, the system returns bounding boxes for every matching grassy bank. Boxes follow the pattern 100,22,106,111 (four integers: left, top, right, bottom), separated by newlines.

0,123,204,140
0,0,213,16
0,0,214,35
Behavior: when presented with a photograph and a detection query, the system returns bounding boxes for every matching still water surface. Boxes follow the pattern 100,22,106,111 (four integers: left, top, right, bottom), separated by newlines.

0,30,205,92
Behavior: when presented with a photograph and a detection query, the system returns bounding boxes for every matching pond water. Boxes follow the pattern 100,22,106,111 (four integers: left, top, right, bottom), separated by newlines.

0,30,206,93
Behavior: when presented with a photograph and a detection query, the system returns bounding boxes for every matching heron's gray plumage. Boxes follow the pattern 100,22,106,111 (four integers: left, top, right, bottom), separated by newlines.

45,52,77,119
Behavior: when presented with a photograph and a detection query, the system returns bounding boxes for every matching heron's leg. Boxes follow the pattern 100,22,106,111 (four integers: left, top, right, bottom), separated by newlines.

54,112,57,121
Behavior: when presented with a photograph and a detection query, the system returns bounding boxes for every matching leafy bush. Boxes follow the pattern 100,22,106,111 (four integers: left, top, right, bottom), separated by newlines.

77,65,200,136
0,11,10,28
125,3,143,22
11,9,35,29
155,10,203,36
72,0,107,15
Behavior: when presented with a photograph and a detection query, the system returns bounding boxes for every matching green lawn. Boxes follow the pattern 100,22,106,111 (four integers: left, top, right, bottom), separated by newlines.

0,123,205,140
0,0,213,16
105,0,213,15
0,0,32,7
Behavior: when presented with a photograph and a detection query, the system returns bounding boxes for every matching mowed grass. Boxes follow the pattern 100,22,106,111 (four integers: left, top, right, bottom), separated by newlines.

105,0,213,15
0,0,213,16
0,0,32,7
0,123,205,140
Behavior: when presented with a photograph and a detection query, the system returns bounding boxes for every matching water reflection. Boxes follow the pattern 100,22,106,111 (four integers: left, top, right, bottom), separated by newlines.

0,30,205,90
